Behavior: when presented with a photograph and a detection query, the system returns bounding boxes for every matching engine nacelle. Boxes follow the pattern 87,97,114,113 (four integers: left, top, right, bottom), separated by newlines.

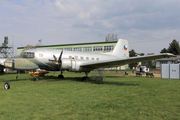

61,58,91,72
61,58,72,70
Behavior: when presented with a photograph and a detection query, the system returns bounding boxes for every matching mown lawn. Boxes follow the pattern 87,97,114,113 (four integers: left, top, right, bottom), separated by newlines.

0,72,180,120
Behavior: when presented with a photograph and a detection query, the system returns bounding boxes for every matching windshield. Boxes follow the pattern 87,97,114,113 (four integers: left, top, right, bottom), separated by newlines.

20,52,35,58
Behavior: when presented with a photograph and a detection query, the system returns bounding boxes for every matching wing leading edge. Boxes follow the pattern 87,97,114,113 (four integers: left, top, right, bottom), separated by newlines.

80,53,175,69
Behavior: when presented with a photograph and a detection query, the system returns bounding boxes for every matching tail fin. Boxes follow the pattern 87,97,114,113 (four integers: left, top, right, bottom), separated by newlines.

112,39,129,58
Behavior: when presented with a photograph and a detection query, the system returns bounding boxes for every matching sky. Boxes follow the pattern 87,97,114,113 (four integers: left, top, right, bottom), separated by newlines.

0,0,180,55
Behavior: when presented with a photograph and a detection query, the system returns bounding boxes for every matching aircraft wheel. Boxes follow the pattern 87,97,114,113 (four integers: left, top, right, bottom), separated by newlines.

58,75,64,79
34,76,40,81
86,77,90,81
4,82,10,89
82,77,90,81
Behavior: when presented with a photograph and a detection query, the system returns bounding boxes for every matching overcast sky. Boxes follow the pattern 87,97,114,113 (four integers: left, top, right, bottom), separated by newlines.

0,0,180,55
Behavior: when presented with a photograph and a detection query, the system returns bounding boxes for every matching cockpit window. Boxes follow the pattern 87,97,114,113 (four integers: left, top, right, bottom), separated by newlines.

21,52,35,58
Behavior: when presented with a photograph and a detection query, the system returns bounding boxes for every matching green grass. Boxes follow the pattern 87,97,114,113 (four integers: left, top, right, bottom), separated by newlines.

0,72,180,120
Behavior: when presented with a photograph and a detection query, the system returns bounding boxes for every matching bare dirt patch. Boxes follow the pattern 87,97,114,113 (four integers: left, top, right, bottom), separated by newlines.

129,73,161,77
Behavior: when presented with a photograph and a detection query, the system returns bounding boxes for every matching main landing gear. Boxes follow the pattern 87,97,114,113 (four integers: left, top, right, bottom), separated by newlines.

82,72,90,81
58,74,64,78
57,71,90,81
58,71,64,79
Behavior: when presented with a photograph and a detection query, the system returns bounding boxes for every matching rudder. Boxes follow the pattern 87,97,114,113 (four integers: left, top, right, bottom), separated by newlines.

112,39,129,58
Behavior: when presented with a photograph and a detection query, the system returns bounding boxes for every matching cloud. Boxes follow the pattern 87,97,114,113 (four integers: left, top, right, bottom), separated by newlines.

0,0,180,55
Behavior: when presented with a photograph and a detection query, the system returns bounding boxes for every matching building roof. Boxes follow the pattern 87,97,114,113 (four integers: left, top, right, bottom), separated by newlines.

17,40,117,49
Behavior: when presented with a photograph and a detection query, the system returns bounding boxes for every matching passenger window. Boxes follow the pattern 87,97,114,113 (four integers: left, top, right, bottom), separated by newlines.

86,57,89,60
75,56,78,59
91,58,94,60
81,57,84,60
69,56,72,59
97,58,99,61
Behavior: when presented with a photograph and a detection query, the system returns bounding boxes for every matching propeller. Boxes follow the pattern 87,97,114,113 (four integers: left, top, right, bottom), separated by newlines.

53,50,63,72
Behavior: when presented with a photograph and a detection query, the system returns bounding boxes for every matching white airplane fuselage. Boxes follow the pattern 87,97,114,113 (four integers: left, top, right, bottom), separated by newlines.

2,39,129,72
29,49,121,72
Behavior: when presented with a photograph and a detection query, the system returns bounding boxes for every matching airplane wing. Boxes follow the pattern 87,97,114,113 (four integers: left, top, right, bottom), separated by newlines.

80,53,175,69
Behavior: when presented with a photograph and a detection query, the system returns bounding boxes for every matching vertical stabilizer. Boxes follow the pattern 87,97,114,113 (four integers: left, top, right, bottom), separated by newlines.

112,39,129,58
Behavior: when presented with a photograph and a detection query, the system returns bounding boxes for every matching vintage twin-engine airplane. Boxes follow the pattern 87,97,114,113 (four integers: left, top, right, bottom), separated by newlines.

0,39,175,89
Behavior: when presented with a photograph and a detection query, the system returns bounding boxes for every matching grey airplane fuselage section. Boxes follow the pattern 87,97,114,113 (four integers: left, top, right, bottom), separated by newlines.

25,49,118,72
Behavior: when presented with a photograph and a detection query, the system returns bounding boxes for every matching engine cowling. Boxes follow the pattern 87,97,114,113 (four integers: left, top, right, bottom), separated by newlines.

61,58,72,70
61,58,91,72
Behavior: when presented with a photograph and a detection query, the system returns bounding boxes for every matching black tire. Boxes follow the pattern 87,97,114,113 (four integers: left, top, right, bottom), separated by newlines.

86,77,90,81
58,75,64,79
82,77,90,81
4,82,10,89
0,69,4,73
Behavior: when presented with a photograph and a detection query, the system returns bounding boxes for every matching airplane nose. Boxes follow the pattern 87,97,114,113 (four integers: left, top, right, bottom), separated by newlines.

4,58,39,70
4,59,14,69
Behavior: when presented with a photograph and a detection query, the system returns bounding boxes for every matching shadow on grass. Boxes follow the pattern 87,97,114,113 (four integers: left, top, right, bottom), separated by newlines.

101,81,139,86
0,75,139,86
0,78,30,82
0,75,64,83
5,73,18,74
104,76,130,78
49,77,139,86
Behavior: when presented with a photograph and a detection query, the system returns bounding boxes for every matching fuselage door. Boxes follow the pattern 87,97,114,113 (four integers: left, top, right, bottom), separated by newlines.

71,57,76,71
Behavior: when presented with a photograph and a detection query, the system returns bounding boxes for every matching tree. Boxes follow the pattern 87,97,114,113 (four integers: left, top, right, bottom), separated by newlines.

138,53,144,56
160,48,168,53
129,49,138,69
141,60,156,69
160,39,180,55
23,45,36,51
168,39,180,55
129,49,136,57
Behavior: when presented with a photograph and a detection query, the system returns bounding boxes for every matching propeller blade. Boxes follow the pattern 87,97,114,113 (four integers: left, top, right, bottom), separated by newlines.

54,50,63,75
58,50,63,62
53,55,57,61
58,50,63,68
